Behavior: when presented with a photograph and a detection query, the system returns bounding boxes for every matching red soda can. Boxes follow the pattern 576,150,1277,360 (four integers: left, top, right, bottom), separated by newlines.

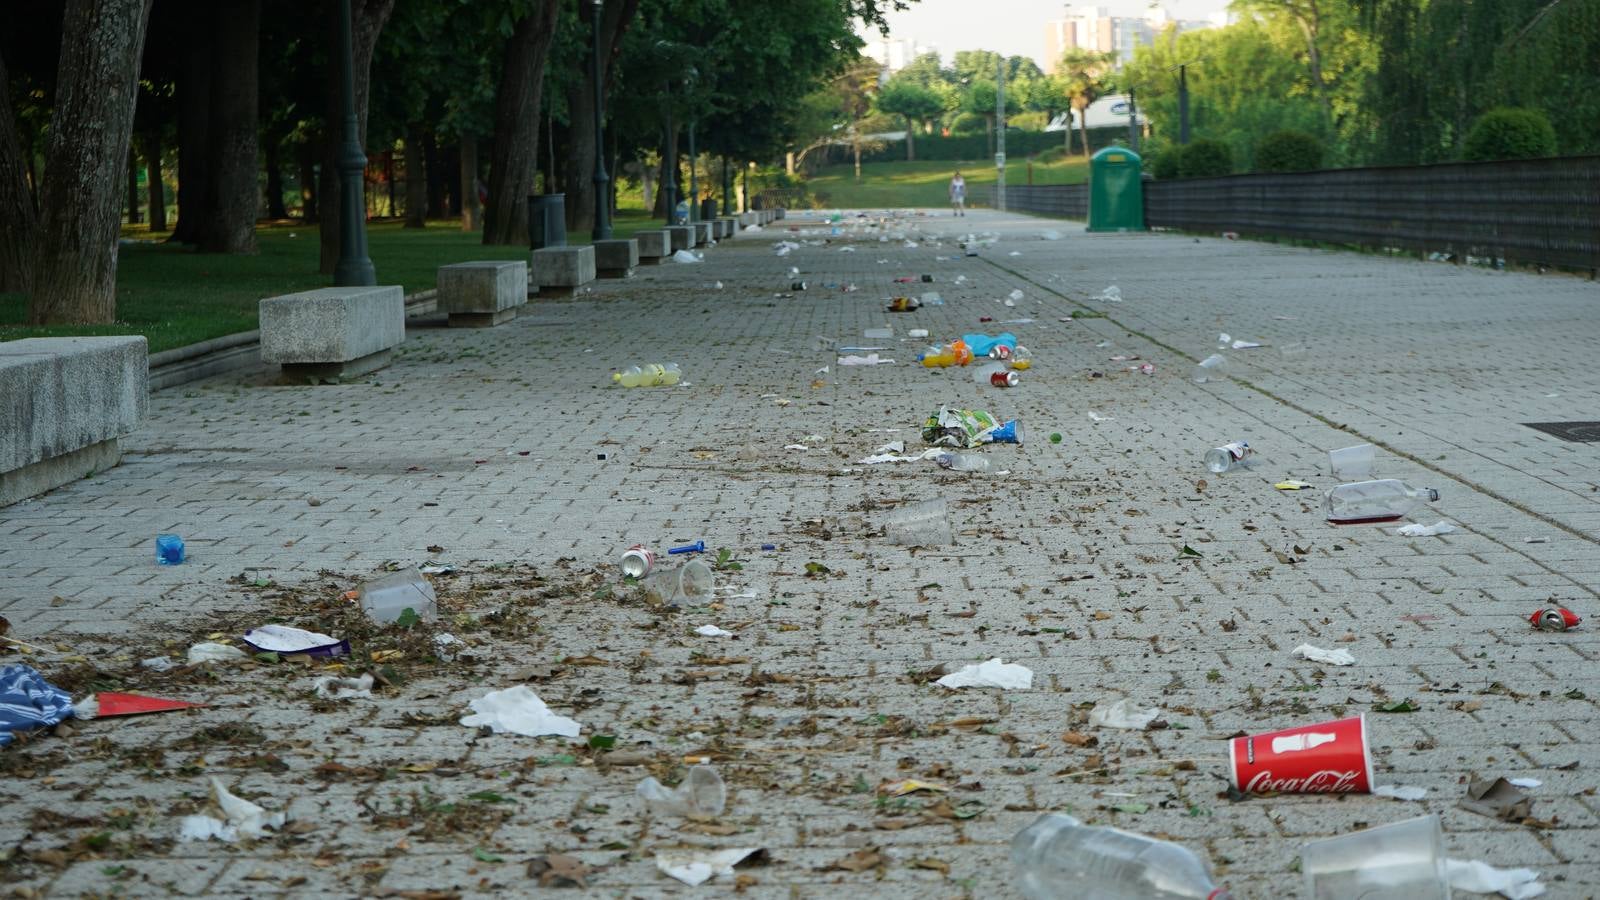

991,370,1019,387
979,316,994,323
621,545,654,578
1531,607,1580,631
990,344,1013,360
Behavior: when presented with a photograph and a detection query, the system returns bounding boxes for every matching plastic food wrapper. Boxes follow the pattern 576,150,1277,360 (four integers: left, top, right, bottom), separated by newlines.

655,847,763,886
313,674,374,700
695,625,734,638
1397,520,1457,537
241,624,350,658
922,407,1018,448
460,685,581,738
1096,285,1122,302
1088,698,1162,730
0,664,76,747
637,765,726,817
179,777,288,843
672,249,702,263
188,642,246,664
1292,643,1356,666
935,658,1033,690
1373,784,1428,801
1445,859,1545,899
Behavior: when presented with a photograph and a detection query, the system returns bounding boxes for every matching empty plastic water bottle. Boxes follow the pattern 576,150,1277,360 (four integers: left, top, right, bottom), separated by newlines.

612,363,682,388
1012,813,1231,900
1324,480,1440,524
1204,441,1252,473
936,451,990,472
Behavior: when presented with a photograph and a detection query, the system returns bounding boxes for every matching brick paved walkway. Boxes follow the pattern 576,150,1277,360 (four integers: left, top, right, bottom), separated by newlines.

2,209,1597,897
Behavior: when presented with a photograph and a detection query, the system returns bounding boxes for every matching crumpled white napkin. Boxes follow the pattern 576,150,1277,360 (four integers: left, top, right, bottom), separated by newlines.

1292,643,1356,666
1446,858,1544,899
1398,520,1457,537
935,658,1033,690
460,685,580,738
1088,698,1162,729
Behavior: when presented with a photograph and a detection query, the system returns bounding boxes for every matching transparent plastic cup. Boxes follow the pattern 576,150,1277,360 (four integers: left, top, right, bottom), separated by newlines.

674,559,714,605
1192,354,1227,384
1301,814,1450,900
1328,444,1376,480
885,498,953,546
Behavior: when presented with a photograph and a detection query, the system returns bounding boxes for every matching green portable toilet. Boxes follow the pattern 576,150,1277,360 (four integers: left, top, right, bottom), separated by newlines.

1087,147,1145,232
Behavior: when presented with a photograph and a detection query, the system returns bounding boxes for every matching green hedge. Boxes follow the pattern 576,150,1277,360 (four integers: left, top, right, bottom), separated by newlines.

1255,130,1325,172
1462,108,1557,162
861,127,1132,163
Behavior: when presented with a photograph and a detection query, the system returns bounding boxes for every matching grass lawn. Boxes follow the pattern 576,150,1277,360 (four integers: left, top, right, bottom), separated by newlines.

807,156,1089,209
0,210,662,354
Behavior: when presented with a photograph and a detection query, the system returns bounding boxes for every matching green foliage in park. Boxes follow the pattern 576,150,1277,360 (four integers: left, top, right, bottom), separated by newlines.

1177,139,1234,178
807,157,1087,209
1148,146,1182,180
1254,130,1325,172
1461,108,1557,162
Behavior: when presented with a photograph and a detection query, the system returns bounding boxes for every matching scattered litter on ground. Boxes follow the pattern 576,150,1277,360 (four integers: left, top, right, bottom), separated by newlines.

1460,777,1533,821
695,624,734,637
935,658,1033,690
1095,285,1122,302
1088,698,1162,730
313,673,374,700
1292,643,1356,666
637,765,726,817
1276,480,1314,491
1397,521,1456,537
75,691,200,718
140,656,177,671
0,664,74,745
187,642,246,665
1373,784,1428,801
838,353,895,366
178,777,288,843
1445,859,1545,899
655,847,763,886
356,568,438,623
1508,777,1542,789
672,249,703,263
460,685,582,738
241,624,350,657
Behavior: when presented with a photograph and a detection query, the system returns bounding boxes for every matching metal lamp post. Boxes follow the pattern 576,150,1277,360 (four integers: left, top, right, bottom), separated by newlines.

333,0,374,285
589,0,611,241
995,59,1006,213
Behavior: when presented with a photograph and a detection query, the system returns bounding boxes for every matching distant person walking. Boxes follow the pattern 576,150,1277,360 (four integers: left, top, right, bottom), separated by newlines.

949,171,966,217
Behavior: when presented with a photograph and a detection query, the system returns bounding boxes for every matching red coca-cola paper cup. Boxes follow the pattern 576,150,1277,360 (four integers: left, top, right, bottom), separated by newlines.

1229,714,1372,794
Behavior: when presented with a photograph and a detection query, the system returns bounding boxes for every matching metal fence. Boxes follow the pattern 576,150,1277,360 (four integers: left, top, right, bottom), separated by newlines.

988,156,1600,272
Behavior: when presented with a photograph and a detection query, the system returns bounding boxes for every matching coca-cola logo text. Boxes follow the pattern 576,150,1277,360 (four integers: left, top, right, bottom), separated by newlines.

1244,769,1362,793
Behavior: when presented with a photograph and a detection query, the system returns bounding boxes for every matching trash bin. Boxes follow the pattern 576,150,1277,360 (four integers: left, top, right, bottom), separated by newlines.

1087,147,1145,233
700,198,718,221
527,193,567,249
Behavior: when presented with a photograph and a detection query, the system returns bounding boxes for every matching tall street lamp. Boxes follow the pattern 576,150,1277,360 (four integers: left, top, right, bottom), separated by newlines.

333,0,374,286
588,0,611,241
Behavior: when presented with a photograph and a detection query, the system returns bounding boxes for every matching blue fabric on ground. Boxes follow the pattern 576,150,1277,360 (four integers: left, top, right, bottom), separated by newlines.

0,664,75,747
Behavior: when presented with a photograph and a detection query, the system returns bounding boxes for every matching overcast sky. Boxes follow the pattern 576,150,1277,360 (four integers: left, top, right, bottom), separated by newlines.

858,0,1230,67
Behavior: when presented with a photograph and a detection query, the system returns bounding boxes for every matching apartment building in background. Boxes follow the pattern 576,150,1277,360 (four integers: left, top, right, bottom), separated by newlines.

1044,5,1227,70
866,35,938,73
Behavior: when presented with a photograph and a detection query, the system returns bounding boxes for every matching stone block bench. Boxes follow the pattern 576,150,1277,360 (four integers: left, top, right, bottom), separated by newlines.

666,225,695,253
593,238,639,279
715,216,739,239
738,212,756,227
531,245,596,298
260,285,405,382
692,222,713,247
634,230,670,264
438,260,527,327
1,336,147,506
774,208,787,220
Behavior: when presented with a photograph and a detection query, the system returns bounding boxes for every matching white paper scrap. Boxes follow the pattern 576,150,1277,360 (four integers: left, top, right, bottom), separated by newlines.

935,658,1033,690
1292,643,1356,666
1231,340,1263,349
656,848,762,886
1508,777,1542,789
672,249,703,263
242,624,342,654
873,441,905,454
1373,784,1428,801
1397,520,1457,537
695,625,734,637
179,777,286,842
187,642,246,665
1445,859,1545,899
460,685,581,738
1088,698,1161,730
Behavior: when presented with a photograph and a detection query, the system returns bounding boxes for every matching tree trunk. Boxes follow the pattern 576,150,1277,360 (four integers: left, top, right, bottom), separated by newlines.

483,1,560,247
985,114,994,157
1076,103,1090,162
296,137,317,220
423,129,445,218
639,161,653,213
905,118,916,161
562,0,636,234
853,132,861,181
318,0,396,274
29,0,154,324
263,131,287,219
458,134,479,231
199,0,258,253
0,50,40,293
145,133,167,231
170,4,212,244
403,124,426,227
126,151,141,224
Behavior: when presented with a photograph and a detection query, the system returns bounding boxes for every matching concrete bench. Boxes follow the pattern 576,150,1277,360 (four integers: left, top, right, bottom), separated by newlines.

530,245,596,298
738,212,756,227
593,238,639,279
774,208,787,220
437,260,527,327
259,285,405,381
717,216,739,239
692,222,713,247
666,225,695,252
635,230,670,264
1,336,148,506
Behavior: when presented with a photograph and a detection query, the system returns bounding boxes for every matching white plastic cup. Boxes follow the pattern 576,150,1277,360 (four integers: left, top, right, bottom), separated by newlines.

1328,444,1376,480
1192,354,1227,384
1301,814,1450,899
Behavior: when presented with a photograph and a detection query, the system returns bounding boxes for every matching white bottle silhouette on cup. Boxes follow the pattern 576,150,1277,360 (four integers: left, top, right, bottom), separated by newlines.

1272,731,1336,754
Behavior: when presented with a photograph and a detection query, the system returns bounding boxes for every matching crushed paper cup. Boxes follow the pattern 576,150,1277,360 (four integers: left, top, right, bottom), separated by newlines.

1230,714,1372,794
935,658,1033,690
241,624,350,658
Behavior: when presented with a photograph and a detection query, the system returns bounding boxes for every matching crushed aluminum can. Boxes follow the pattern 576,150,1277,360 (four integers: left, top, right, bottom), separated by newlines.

1531,607,1580,631
989,344,1013,360
791,281,807,291
990,370,1019,387
621,545,655,579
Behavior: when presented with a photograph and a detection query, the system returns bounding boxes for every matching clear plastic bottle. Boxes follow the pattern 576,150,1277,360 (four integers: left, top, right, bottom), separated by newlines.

1204,441,1252,473
1324,479,1440,523
1012,813,1231,900
936,451,991,472
612,364,679,388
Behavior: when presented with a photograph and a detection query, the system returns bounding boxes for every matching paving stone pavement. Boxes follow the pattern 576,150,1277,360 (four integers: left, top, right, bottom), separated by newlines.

1,208,1598,898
